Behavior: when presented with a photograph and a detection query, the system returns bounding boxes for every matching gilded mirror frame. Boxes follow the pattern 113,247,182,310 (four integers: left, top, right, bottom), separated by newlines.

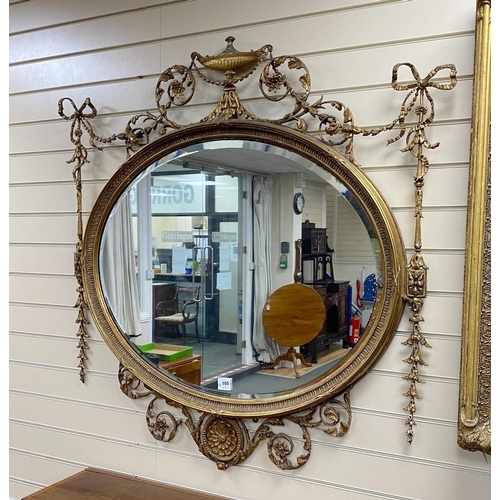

82,119,406,417
58,35,460,467
457,0,491,455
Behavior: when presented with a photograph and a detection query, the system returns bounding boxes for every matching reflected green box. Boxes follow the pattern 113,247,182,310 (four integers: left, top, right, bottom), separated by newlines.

138,343,193,362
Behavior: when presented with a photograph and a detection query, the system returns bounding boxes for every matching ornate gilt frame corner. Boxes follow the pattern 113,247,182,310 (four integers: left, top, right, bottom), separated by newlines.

457,0,491,454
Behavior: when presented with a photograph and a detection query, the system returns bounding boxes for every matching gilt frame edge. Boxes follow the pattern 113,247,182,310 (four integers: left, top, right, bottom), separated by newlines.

457,0,491,455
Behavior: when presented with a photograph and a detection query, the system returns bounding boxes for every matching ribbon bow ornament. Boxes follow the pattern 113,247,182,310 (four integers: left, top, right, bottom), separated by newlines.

58,97,120,170
388,63,457,177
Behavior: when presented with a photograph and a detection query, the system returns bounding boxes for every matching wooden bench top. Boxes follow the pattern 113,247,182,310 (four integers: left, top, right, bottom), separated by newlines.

22,467,228,500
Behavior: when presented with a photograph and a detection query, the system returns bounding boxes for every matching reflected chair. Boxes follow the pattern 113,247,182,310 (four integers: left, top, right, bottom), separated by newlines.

154,286,201,345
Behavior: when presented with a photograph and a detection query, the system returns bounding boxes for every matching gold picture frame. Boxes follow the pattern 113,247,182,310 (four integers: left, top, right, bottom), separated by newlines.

457,0,491,454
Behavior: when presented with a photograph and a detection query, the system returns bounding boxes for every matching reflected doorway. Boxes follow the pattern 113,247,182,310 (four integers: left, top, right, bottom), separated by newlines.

133,168,254,382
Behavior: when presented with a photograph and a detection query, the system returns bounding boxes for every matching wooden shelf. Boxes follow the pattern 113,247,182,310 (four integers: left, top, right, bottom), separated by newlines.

159,354,202,385
22,467,227,500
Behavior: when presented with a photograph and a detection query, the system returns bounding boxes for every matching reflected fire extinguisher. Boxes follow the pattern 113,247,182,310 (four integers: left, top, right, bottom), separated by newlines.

348,315,361,346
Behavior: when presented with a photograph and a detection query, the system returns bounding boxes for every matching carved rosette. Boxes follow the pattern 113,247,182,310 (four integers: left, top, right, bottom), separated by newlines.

199,415,249,469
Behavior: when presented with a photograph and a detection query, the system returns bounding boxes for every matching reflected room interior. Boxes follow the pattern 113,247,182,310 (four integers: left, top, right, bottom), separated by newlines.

100,140,383,397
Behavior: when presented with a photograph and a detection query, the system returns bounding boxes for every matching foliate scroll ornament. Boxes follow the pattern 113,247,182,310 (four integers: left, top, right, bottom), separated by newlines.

118,364,153,400
138,388,352,470
259,55,310,102
146,397,182,442
109,65,198,155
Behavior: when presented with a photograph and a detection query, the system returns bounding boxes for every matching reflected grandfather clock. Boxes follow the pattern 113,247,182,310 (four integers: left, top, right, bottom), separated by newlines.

299,221,349,363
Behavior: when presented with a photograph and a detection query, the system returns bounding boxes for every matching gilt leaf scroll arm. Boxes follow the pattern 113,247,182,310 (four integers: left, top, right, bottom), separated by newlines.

132,373,352,471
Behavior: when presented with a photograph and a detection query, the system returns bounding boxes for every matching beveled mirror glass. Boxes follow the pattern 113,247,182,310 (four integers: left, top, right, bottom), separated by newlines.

98,136,387,400
83,120,406,416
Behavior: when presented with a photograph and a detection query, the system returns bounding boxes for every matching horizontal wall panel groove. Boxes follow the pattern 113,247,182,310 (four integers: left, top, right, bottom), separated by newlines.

369,367,458,385
10,272,74,279
7,391,464,465
9,211,91,217
9,0,188,35
8,114,471,153
10,242,74,248
10,43,163,95
9,1,472,66
404,248,465,255
309,440,490,477
8,117,470,169
9,178,106,188
422,291,462,298
10,360,117,379
10,414,490,479
9,0,401,38
10,419,160,451
375,332,461,378
9,73,473,128
9,331,100,343
9,211,84,218
8,105,471,136
10,389,147,416
10,387,457,428
351,406,457,427
9,82,470,136
10,214,88,244
8,422,208,482
9,364,147,409
10,34,474,96
9,8,164,65
9,361,462,422
9,454,128,500
9,476,45,500
393,331,461,341
10,118,470,181
10,301,79,310
391,205,467,213
362,160,470,173
10,331,119,372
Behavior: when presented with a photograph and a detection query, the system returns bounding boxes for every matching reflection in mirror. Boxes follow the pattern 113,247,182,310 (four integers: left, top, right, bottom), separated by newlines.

100,140,382,398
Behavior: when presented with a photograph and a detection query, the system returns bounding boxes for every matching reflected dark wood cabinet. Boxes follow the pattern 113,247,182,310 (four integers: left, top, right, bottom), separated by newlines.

300,281,349,363
300,222,349,363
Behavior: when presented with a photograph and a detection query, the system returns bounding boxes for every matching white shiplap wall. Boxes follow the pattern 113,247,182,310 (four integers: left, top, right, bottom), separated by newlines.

9,1,491,499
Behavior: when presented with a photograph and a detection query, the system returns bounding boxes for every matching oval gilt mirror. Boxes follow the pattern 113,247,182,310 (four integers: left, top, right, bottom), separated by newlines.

83,119,406,417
